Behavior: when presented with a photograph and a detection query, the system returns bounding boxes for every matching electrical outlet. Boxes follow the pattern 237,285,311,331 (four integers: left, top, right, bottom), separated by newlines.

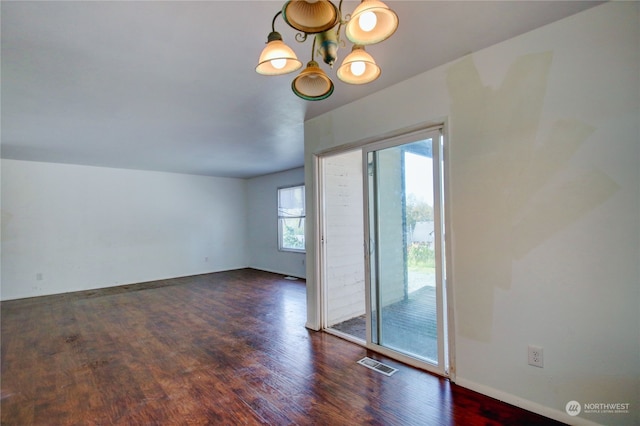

528,345,543,368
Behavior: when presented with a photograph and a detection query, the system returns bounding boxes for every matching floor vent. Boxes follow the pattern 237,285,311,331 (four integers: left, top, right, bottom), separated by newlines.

357,357,398,376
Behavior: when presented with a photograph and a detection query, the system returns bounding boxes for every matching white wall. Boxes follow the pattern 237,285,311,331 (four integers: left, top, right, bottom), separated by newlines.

1,159,248,300
247,167,305,278
304,3,639,425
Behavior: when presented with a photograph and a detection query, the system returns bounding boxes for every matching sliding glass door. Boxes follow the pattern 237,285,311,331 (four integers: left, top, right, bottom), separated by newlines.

364,129,448,373
318,127,449,375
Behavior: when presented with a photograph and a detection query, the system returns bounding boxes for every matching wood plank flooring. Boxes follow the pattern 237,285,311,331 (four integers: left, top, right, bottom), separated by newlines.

1,269,563,425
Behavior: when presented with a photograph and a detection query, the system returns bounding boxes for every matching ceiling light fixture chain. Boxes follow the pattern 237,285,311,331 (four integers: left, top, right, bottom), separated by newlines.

256,0,398,101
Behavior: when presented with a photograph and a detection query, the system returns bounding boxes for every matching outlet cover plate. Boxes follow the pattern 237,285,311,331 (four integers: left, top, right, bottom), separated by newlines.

528,345,543,368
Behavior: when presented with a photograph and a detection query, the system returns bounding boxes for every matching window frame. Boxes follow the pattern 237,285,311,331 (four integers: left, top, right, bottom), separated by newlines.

277,184,306,253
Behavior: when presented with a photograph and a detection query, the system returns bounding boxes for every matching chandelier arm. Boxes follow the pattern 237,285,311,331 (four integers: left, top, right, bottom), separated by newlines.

311,36,317,61
337,35,346,49
271,11,282,32
342,0,352,26
340,0,352,25
335,0,345,44
295,32,308,43
340,10,352,46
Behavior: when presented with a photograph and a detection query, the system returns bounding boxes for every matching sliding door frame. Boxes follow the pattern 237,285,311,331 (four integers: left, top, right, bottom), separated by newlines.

313,123,455,380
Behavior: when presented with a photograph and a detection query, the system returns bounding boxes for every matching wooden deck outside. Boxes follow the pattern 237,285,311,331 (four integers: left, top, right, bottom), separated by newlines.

332,277,438,362
1,269,563,425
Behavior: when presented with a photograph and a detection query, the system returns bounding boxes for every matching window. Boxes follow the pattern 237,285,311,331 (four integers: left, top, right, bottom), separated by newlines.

278,185,305,252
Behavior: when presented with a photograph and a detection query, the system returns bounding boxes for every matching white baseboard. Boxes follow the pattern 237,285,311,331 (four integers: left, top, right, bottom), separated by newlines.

248,266,305,280
454,377,603,426
305,322,321,331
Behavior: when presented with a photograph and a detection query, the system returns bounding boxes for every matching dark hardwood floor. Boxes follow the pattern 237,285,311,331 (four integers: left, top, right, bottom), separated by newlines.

1,269,563,425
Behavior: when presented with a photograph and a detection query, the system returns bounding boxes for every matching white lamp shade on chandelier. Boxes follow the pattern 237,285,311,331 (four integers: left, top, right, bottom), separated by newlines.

282,0,339,34
292,60,335,101
256,32,302,75
345,0,399,45
336,45,380,84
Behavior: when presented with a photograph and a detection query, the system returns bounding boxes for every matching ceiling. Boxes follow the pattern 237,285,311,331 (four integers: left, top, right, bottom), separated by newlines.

1,1,602,179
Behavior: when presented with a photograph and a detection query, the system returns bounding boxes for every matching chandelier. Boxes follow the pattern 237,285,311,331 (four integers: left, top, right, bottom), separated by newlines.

256,0,399,101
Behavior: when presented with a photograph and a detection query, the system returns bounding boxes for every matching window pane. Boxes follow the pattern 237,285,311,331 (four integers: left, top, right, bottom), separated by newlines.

278,184,305,252
279,186,305,217
280,218,305,250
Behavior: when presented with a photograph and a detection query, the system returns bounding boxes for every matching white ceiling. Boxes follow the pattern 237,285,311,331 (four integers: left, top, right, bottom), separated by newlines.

1,1,602,178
